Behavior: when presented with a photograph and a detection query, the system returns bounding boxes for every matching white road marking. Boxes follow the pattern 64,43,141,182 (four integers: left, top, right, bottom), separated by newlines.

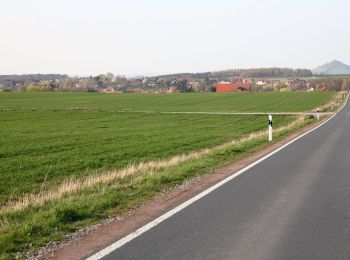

86,94,348,260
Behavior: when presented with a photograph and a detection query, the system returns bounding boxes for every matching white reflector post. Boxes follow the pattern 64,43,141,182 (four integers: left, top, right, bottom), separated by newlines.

268,115,273,141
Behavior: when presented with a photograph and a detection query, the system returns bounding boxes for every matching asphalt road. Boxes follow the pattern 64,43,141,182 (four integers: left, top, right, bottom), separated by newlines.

100,101,350,260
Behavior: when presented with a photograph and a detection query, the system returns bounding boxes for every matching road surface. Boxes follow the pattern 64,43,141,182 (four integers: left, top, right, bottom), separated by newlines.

95,101,350,260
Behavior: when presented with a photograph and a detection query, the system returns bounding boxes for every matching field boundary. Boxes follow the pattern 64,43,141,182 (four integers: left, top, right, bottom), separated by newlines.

85,92,349,260
117,110,335,116
0,108,335,116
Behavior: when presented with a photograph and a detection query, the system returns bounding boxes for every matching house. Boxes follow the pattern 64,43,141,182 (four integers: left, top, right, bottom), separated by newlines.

167,87,178,93
126,87,143,93
230,78,243,84
285,79,308,90
148,80,157,87
188,80,201,88
242,78,254,85
101,87,116,93
216,82,251,92
170,78,178,86
256,79,268,86
209,78,219,84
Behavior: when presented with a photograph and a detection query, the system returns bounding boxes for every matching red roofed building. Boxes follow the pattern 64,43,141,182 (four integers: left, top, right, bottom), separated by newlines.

216,82,251,92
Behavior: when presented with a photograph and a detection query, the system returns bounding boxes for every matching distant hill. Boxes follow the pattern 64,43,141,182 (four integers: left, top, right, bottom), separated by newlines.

156,68,313,80
312,60,350,75
0,74,68,83
0,74,68,89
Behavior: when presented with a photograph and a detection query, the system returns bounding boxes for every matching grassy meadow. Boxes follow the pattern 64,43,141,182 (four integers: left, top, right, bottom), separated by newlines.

0,91,334,112
0,111,292,202
0,92,336,258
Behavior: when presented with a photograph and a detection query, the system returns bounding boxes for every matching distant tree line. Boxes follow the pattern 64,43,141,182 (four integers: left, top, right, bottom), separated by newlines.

0,74,67,84
2,72,350,93
309,77,350,91
211,68,313,78
158,72,211,80
159,68,312,80
1,73,116,92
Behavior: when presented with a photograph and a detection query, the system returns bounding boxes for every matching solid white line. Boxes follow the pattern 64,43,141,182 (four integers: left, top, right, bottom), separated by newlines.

86,94,349,260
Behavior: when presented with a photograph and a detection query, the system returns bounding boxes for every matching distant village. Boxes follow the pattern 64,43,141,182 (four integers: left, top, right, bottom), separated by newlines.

1,69,349,93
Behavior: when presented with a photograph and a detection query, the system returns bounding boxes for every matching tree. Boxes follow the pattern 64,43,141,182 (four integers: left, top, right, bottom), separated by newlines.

177,80,189,92
79,77,96,90
105,72,115,84
93,75,105,88
59,78,76,91
273,81,281,91
18,83,27,91
341,79,350,91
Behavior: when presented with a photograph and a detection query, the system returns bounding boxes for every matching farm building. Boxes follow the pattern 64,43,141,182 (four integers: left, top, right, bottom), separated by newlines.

101,87,116,93
216,82,251,92
285,79,308,90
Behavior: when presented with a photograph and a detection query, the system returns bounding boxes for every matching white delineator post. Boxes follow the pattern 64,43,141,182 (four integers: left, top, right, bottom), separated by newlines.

316,108,320,120
268,115,272,141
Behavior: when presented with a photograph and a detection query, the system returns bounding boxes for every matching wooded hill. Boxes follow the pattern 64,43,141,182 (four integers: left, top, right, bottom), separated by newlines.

157,68,313,79
0,74,67,84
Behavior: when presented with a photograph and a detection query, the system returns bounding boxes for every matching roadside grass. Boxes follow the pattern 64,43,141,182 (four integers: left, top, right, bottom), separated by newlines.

0,116,315,259
318,91,348,112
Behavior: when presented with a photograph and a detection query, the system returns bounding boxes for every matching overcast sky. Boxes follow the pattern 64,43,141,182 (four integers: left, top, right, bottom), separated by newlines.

0,0,349,76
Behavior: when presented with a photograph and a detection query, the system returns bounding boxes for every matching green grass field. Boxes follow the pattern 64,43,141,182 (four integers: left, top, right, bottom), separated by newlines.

0,111,293,202
0,91,333,112
0,92,334,202
0,92,335,258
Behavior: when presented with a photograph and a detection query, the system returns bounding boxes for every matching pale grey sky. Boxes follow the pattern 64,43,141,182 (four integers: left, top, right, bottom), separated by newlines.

0,0,349,76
